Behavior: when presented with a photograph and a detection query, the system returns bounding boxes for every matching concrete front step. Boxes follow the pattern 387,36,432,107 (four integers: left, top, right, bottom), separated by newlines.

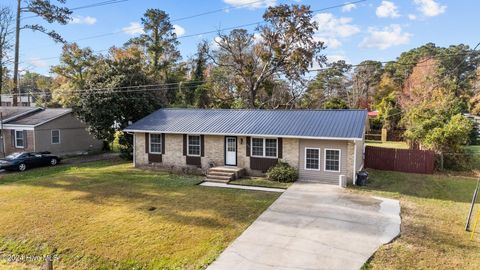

205,166,247,183
204,178,230,183
208,171,235,177
205,174,233,181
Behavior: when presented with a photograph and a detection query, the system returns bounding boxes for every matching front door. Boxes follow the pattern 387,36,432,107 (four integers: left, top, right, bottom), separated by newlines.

225,137,237,166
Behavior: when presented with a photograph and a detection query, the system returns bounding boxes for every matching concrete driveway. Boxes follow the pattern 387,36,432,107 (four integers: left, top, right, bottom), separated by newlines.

208,182,400,270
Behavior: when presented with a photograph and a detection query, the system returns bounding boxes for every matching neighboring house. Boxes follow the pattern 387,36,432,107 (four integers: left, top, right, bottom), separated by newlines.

0,95,36,107
0,107,103,156
368,111,378,118
125,109,368,184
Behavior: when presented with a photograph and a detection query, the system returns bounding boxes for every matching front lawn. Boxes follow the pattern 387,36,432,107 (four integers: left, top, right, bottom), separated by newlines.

351,170,480,269
0,162,279,269
365,140,409,149
229,177,293,189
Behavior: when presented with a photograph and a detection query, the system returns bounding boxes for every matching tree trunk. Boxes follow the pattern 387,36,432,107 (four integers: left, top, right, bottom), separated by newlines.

0,56,3,104
12,0,21,106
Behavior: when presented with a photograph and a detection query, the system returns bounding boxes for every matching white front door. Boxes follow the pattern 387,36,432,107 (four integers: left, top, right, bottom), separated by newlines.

225,137,237,166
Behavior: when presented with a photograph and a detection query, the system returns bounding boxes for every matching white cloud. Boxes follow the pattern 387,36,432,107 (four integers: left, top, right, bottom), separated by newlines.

408,14,417,20
122,22,144,35
376,1,400,18
342,3,357,12
223,0,276,9
359,24,411,50
30,58,48,68
211,36,223,50
173,24,185,37
315,37,342,49
313,13,360,49
414,0,446,17
327,54,351,63
70,15,97,25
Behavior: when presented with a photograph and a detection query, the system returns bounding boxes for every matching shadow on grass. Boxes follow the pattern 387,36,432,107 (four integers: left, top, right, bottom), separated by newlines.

354,169,478,203
0,161,278,230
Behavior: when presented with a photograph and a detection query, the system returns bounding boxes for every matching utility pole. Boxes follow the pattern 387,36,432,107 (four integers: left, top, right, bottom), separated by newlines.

12,0,21,107
0,112,5,158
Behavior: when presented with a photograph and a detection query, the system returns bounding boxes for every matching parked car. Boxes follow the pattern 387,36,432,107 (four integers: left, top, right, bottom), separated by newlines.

0,152,61,171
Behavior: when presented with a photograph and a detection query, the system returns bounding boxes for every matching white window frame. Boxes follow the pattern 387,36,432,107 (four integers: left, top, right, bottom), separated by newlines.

51,129,61,144
324,148,341,172
304,147,321,171
149,133,162,154
187,135,201,157
14,130,24,149
250,137,278,159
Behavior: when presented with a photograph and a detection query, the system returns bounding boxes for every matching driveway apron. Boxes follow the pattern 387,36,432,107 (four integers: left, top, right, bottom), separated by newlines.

208,182,401,270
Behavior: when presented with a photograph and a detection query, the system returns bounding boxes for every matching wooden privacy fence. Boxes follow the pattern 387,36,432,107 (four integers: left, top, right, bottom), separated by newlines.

365,146,435,174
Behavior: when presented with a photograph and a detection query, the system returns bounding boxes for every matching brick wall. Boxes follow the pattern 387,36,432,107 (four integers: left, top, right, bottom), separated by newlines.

134,133,305,177
281,138,299,169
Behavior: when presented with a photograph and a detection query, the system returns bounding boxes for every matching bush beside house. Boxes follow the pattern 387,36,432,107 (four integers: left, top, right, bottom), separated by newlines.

267,162,298,183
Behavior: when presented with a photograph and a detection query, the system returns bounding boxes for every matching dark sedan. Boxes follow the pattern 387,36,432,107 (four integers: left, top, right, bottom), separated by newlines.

0,152,61,171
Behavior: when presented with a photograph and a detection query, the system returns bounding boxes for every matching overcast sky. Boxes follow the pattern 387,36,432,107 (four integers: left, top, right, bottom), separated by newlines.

3,0,477,76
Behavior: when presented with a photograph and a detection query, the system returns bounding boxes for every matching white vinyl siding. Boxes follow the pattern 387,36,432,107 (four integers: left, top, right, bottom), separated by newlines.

149,134,162,154
299,139,348,183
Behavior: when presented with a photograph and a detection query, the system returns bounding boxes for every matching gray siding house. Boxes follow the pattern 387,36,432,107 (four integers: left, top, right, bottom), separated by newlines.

125,109,368,185
0,107,103,156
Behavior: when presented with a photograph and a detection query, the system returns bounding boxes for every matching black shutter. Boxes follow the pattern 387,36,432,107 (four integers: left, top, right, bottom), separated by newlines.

145,133,149,153
246,137,250,156
183,134,187,156
200,135,204,157
161,133,165,154
23,130,28,148
10,130,15,147
278,138,283,159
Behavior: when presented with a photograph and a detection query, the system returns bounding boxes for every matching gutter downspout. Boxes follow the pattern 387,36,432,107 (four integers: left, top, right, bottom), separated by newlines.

353,140,357,185
132,133,136,167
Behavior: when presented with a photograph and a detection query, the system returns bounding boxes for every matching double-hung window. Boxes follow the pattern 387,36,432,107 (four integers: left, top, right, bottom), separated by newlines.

251,138,277,158
149,134,162,154
324,149,341,172
51,130,60,144
15,130,24,148
187,135,201,156
305,148,320,170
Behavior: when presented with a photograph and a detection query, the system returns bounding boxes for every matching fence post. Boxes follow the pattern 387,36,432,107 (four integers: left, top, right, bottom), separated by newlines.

439,153,444,171
45,255,53,270
381,128,388,142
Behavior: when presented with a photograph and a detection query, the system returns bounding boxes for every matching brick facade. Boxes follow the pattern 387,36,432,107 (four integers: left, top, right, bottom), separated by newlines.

134,132,363,182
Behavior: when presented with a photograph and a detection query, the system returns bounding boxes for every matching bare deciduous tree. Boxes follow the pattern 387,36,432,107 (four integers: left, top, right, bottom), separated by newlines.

0,6,14,100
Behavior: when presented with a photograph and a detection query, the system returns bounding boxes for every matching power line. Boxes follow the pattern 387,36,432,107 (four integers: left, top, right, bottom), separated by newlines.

22,0,130,20
23,0,290,49
25,0,369,61
29,49,480,97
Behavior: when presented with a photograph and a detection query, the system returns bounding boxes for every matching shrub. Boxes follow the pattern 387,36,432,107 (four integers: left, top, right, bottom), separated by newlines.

267,162,298,183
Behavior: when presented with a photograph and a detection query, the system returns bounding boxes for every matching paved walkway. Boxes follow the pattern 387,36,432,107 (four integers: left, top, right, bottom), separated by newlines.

200,182,285,193
208,182,401,270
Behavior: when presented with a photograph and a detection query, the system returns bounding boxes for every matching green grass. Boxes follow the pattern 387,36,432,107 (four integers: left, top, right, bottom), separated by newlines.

350,169,480,269
0,162,279,270
229,177,293,189
365,140,409,149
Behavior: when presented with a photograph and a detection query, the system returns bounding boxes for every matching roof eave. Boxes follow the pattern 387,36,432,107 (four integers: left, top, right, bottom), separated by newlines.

123,129,363,141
